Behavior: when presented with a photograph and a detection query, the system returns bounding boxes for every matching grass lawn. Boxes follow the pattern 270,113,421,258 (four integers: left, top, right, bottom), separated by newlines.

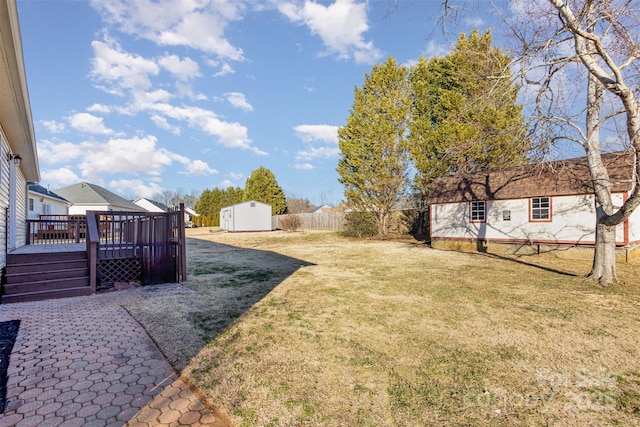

128,228,640,426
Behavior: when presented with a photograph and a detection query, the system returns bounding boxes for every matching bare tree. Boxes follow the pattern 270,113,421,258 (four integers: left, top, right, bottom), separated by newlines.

505,0,640,285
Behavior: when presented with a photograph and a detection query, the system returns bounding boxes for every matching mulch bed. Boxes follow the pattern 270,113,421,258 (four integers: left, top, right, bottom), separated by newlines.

0,319,20,414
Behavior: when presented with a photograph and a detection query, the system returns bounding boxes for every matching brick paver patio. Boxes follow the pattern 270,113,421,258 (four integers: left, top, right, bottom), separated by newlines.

0,284,229,426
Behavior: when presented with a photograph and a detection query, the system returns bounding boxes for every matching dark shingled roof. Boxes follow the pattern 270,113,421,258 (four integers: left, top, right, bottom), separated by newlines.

28,184,68,202
428,151,636,204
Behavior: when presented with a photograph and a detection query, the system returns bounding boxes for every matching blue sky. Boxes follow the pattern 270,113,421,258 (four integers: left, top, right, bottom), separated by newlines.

17,0,496,205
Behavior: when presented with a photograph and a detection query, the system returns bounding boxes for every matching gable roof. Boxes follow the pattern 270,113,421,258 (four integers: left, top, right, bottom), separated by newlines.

28,184,68,203
55,182,141,210
428,151,636,204
133,197,169,212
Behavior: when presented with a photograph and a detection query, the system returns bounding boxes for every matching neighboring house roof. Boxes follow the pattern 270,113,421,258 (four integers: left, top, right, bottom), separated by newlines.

28,184,68,203
133,197,169,212
55,182,141,210
302,205,318,213
0,1,39,181
428,151,636,204
184,207,199,217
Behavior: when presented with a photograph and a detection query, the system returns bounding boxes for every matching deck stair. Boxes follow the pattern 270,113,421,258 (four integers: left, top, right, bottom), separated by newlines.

2,251,92,304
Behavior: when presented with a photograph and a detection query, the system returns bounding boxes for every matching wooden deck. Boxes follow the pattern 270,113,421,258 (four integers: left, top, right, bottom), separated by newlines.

9,243,86,254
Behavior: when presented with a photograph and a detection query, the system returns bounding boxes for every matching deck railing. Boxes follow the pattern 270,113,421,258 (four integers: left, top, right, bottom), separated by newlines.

27,206,187,290
26,215,87,244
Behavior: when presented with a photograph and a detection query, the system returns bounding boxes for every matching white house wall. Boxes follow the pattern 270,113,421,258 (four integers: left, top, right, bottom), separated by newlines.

431,194,630,245
27,194,68,219
1,132,9,268
15,165,26,248
627,194,640,244
69,204,110,215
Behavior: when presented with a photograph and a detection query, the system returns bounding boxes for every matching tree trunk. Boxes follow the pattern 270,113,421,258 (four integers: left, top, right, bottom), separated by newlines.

587,207,618,286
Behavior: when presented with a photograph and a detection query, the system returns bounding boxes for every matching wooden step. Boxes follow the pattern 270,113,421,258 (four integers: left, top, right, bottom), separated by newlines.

4,267,89,285
2,249,91,304
7,250,87,265
7,259,88,274
3,276,90,295
1,286,92,304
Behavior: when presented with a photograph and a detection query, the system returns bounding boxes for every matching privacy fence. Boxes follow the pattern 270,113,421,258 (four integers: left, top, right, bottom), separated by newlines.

272,212,346,231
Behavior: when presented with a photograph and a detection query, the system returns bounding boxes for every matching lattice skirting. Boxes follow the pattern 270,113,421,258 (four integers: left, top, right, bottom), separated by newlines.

98,258,142,290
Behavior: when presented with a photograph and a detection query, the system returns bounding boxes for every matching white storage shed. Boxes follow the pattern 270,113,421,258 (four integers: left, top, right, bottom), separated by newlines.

220,200,272,232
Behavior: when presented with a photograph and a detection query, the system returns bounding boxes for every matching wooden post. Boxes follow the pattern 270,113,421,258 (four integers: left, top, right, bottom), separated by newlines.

86,211,100,294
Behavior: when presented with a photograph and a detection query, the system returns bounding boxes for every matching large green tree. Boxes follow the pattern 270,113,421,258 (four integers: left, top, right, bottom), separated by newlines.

243,167,287,215
337,56,411,236
195,186,244,225
408,29,529,195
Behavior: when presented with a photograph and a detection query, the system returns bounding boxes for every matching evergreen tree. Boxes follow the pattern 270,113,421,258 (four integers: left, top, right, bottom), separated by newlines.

337,56,411,236
243,167,287,215
409,29,529,195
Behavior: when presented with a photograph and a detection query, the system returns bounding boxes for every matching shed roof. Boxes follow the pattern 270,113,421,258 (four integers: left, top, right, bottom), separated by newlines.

428,151,636,204
55,182,141,210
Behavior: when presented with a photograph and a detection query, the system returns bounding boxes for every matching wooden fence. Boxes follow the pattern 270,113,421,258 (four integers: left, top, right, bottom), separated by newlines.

272,212,345,231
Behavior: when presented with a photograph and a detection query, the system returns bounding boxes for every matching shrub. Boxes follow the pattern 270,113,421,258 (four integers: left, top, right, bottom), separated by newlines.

343,211,377,238
280,214,303,232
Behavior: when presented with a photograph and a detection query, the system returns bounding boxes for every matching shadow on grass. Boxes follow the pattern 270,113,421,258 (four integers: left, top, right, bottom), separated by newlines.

403,242,580,278
126,236,315,371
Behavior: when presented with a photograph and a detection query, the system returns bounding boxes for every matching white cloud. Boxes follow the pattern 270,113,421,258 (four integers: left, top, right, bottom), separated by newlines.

109,178,164,199
213,62,235,77
293,124,338,143
40,120,65,133
228,172,243,181
294,163,314,170
184,159,218,175
149,103,266,154
423,40,450,59
38,139,84,164
296,146,340,161
220,179,233,188
68,112,114,135
150,114,181,135
90,0,245,60
158,54,201,81
226,92,253,112
91,38,160,94
42,168,80,186
78,135,174,179
279,0,382,63
465,16,485,27
87,103,112,114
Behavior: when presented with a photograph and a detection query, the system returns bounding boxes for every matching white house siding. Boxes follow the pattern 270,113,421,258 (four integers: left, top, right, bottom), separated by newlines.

0,130,28,262
431,193,631,245
627,194,640,244
27,194,68,219
1,133,9,268
14,166,27,248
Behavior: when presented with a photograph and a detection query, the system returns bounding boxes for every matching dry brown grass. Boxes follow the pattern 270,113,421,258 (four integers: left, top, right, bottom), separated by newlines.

129,227,640,426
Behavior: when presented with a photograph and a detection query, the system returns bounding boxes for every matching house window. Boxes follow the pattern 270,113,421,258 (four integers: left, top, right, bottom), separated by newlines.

250,202,256,207
29,198,34,211
531,196,551,221
470,201,486,222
